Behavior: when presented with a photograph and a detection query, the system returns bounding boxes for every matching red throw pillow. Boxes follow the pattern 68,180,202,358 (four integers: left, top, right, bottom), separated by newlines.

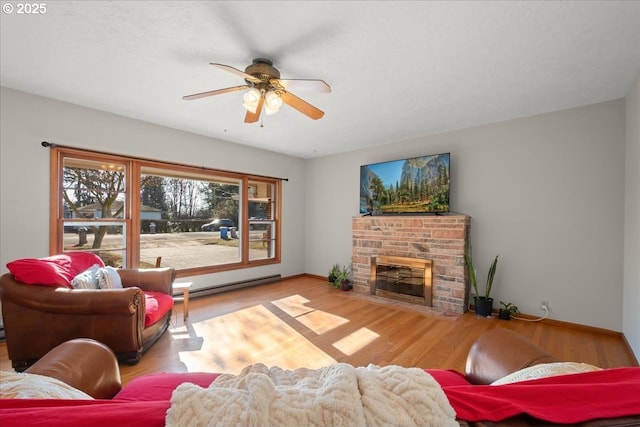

6,255,75,288
144,292,174,327
67,252,105,275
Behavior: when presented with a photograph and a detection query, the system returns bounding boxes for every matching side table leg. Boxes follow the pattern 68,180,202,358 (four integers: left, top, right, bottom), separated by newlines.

183,288,189,321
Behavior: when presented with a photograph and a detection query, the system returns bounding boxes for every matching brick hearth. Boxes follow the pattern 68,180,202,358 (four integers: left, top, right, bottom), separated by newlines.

352,214,471,313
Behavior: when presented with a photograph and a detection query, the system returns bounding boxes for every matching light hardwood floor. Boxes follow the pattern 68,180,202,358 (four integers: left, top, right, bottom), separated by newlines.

1,276,637,385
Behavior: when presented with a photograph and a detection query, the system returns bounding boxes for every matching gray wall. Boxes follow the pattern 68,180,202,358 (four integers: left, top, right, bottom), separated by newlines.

0,87,307,290
306,100,627,332
624,74,640,357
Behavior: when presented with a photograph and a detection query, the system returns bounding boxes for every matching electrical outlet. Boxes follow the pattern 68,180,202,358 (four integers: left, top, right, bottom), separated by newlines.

541,301,550,311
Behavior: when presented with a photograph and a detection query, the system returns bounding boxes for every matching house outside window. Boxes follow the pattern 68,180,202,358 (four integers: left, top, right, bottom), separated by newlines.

51,147,280,275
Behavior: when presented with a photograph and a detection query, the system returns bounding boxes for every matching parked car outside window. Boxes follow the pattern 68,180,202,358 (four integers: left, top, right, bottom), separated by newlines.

201,218,235,231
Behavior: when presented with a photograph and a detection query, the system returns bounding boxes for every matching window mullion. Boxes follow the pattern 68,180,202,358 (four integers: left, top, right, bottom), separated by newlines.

129,161,141,269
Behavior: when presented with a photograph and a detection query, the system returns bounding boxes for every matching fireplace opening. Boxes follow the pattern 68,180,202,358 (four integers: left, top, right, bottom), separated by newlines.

370,255,432,306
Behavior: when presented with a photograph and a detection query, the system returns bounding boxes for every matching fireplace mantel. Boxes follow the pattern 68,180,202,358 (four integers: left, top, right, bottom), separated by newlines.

352,214,471,313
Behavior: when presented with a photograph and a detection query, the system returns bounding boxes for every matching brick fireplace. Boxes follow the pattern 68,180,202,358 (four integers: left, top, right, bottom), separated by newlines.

352,214,471,314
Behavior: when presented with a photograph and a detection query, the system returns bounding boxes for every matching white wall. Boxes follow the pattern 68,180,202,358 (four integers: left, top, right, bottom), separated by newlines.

0,87,307,290
624,73,640,357
306,100,626,332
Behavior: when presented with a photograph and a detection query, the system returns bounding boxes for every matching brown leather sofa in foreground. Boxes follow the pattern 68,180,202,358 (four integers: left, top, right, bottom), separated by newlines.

0,267,175,371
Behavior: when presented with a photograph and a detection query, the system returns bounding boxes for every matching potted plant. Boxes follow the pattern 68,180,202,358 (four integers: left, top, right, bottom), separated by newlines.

328,263,341,285
330,264,352,291
498,301,519,320
464,241,499,317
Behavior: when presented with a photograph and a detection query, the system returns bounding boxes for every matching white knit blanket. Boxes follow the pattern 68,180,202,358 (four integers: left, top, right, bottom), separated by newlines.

166,363,457,427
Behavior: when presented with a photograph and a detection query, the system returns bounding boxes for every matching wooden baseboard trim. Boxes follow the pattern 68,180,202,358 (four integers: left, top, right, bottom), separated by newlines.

469,304,623,336
189,274,281,299
621,334,640,366
281,273,309,281
302,273,327,281
517,313,622,336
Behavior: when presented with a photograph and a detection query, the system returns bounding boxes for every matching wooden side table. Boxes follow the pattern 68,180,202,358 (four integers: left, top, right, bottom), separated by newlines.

172,282,192,321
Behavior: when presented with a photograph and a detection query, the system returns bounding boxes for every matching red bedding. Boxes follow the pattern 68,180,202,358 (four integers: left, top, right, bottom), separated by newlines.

1,367,638,426
444,367,640,423
0,400,169,427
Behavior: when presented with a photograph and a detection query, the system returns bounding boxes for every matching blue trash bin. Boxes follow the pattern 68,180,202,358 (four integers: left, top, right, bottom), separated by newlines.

220,226,228,240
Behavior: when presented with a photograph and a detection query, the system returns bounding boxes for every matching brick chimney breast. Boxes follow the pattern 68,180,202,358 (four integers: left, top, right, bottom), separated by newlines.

352,214,471,313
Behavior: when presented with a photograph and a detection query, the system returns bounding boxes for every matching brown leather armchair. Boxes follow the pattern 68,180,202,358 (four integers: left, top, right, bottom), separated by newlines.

0,267,176,371
25,338,122,399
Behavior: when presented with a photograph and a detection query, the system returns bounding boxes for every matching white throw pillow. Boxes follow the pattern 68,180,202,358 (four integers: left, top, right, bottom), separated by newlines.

97,266,123,289
71,264,100,289
0,371,93,399
491,361,602,385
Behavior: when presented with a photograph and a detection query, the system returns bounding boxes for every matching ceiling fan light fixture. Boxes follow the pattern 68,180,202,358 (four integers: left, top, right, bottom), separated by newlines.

243,101,258,114
242,87,261,113
265,90,283,109
264,103,279,115
264,90,282,115
243,87,260,104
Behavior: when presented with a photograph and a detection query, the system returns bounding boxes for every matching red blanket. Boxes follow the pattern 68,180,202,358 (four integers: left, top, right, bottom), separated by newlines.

1,367,638,426
443,367,640,423
0,400,169,427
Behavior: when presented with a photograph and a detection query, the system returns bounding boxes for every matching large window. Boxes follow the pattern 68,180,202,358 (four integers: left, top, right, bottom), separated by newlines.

51,147,281,276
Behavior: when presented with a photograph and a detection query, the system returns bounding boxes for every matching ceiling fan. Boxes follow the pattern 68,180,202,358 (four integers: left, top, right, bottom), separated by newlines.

183,58,331,123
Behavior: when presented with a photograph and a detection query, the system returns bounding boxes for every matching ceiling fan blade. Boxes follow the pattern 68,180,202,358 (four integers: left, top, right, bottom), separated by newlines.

210,63,261,84
244,95,264,123
280,91,325,120
277,79,331,93
183,85,249,100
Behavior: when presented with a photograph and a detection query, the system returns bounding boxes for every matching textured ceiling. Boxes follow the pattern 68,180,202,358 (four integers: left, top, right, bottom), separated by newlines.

1,1,639,159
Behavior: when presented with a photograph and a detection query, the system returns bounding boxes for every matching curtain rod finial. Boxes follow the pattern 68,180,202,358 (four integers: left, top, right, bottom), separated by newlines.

41,141,53,148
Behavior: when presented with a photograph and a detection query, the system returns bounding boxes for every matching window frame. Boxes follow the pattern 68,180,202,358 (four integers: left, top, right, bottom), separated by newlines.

50,146,281,278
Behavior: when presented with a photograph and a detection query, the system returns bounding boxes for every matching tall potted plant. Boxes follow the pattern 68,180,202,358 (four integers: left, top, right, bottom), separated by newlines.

464,241,499,317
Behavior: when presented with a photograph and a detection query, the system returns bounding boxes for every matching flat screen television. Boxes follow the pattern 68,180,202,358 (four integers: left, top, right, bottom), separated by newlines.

360,152,450,215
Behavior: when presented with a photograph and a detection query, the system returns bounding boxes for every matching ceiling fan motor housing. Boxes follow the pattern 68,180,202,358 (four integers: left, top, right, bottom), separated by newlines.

245,58,281,85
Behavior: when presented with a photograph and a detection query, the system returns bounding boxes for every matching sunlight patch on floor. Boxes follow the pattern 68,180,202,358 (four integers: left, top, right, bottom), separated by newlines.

178,304,336,374
271,294,315,317
296,310,349,335
168,324,190,340
272,294,350,335
332,328,380,356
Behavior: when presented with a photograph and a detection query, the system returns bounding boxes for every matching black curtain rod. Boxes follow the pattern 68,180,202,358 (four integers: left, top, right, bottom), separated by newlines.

40,141,289,182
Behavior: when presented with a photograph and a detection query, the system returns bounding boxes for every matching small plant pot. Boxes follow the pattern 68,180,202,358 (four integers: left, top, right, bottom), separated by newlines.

498,309,511,320
340,280,352,291
474,297,494,317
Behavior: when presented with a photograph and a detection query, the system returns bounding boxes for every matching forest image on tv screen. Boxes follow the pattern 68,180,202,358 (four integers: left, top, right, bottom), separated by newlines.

360,153,450,214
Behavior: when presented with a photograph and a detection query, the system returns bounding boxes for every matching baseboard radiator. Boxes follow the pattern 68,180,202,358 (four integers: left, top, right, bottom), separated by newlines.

188,274,282,299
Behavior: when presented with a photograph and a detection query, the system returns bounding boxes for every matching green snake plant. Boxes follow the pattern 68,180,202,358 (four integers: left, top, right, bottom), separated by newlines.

465,241,499,299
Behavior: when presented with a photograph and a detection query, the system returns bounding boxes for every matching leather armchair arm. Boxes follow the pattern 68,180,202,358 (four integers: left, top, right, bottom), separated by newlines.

118,267,175,294
465,328,559,385
25,338,122,399
0,274,143,315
